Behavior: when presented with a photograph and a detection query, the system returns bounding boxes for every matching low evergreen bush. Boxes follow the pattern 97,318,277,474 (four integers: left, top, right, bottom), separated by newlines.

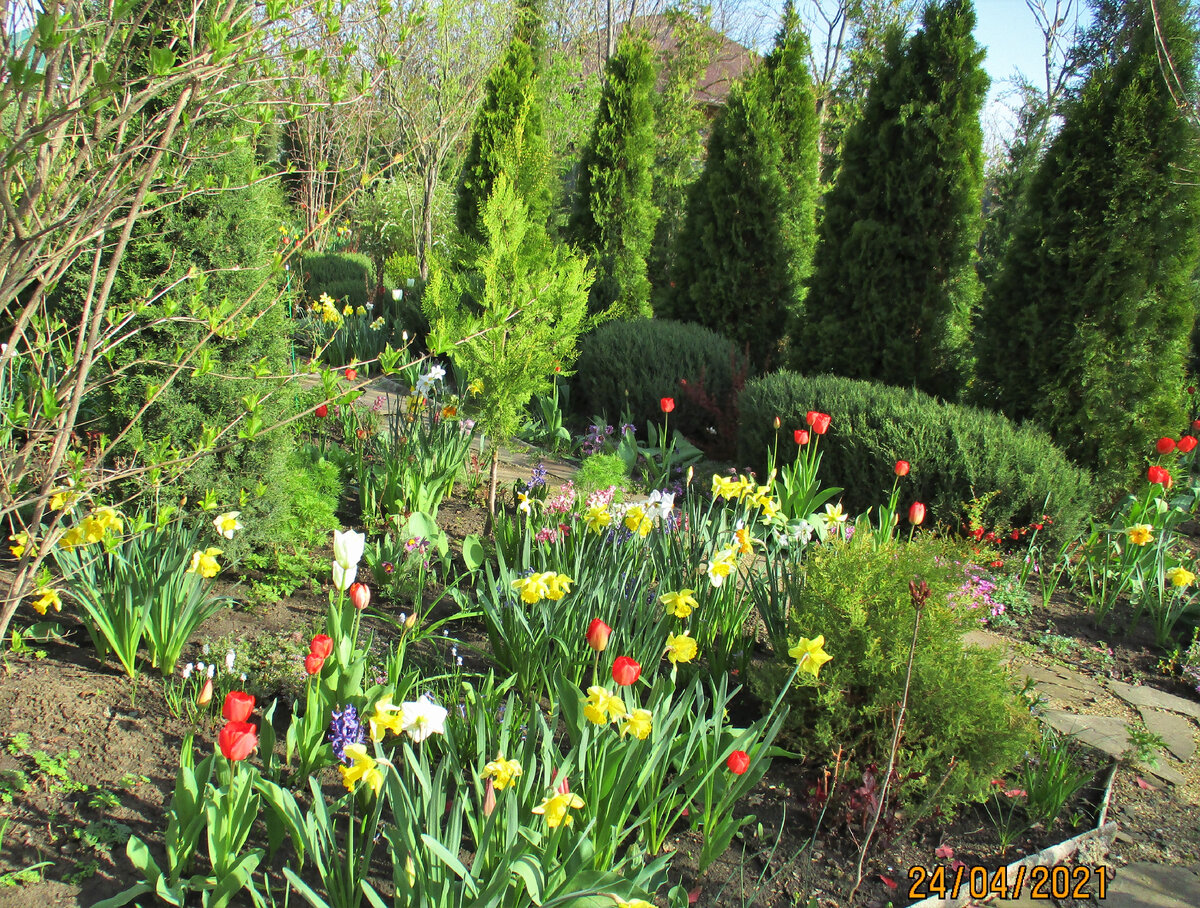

302,251,373,308
572,319,750,449
738,371,1095,541
752,534,1035,817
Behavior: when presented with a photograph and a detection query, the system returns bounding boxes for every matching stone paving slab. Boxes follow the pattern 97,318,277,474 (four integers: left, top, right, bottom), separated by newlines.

1020,663,1106,701
1105,862,1200,908
1108,679,1200,722
1040,709,1185,786
1136,707,1197,762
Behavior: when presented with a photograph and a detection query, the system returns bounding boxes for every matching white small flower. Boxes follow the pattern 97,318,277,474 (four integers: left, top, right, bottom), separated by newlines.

202,644,210,656
406,278,415,288
207,664,216,678
400,694,448,743
239,673,247,682
225,649,236,672
181,663,194,680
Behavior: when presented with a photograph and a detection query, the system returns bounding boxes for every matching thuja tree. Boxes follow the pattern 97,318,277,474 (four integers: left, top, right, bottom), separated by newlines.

796,0,988,399
662,2,819,368
972,0,1200,480
455,26,551,242
427,175,592,515
567,33,659,319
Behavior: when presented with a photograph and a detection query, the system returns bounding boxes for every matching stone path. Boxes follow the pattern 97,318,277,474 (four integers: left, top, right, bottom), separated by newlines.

964,628,1200,908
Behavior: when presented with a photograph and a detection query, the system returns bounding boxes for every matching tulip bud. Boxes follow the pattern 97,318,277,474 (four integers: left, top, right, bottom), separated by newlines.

405,612,418,630
894,460,910,477
315,403,328,418
304,653,325,675
794,429,809,446
197,677,214,706
1156,436,1176,455
660,397,675,414
344,368,358,381
586,618,612,652
348,582,371,611
686,465,694,485
773,416,781,430
483,777,497,816
908,502,926,526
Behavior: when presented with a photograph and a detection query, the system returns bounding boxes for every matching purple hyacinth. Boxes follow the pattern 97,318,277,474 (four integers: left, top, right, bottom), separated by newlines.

329,705,365,763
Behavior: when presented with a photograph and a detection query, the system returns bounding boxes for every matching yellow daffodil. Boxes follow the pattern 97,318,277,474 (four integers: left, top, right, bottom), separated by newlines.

624,505,653,537
368,695,406,741
546,573,573,601
615,901,655,908
58,525,85,549
733,526,756,556
79,516,106,545
91,507,123,536
532,791,585,828
9,532,28,558
467,378,484,395
584,685,627,724
512,572,551,604
1126,524,1153,546
789,635,833,678
821,502,847,528
584,505,611,534
620,708,653,740
355,305,366,316
339,743,384,796
704,546,739,587
710,474,747,501
1167,566,1196,588
31,588,62,616
754,493,780,520
342,303,353,315
213,511,243,540
664,631,698,665
482,755,523,790
187,547,222,579
660,589,698,619
49,489,79,511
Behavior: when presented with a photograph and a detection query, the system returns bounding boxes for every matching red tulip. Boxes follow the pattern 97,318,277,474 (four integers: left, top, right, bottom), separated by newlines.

315,403,329,418
1179,435,1198,453
222,691,255,723
1148,465,1172,487
908,502,926,526
1156,436,1176,454
344,368,358,381
348,582,371,611
660,397,675,414
726,750,750,775
894,460,910,477
218,720,259,762
304,653,326,675
808,412,831,435
309,634,334,659
586,618,612,653
794,429,809,445
612,656,641,687
196,677,214,706
1192,419,1200,432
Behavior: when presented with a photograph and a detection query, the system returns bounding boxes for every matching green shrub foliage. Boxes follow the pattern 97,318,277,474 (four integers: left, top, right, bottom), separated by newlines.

455,34,550,244
797,0,988,399
753,534,1035,816
972,0,1200,483
301,251,373,308
573,318,749,445
567,33,659,320
91,146,303,559
738,371,1095,542
662,3,819,368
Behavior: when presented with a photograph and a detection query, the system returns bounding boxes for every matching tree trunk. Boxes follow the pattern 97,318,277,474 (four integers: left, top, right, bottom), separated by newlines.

486,447,500,534
420,161,437,282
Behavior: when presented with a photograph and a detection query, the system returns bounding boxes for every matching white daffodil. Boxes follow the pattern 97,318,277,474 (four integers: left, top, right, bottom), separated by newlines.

213,511,243,540
400,694,448,743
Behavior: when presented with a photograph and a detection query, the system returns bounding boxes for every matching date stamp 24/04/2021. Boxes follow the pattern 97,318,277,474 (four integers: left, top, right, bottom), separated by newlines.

907,864,1110,901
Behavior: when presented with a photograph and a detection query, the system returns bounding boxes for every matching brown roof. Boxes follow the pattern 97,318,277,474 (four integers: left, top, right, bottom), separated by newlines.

576,12,760,109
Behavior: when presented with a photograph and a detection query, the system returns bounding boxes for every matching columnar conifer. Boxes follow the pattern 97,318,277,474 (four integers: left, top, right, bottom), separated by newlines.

797,0,988,399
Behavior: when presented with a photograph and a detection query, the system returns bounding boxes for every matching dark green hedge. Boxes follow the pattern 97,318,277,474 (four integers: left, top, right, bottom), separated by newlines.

572,318,750,446
738,371,1095,541
302,252,372,308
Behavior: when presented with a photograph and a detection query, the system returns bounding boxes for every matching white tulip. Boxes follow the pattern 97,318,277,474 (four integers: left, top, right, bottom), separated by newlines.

332,529,365,570
331,561,357,591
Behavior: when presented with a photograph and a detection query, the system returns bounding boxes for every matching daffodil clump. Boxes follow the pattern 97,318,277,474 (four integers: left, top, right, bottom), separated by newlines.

511,571,573,604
